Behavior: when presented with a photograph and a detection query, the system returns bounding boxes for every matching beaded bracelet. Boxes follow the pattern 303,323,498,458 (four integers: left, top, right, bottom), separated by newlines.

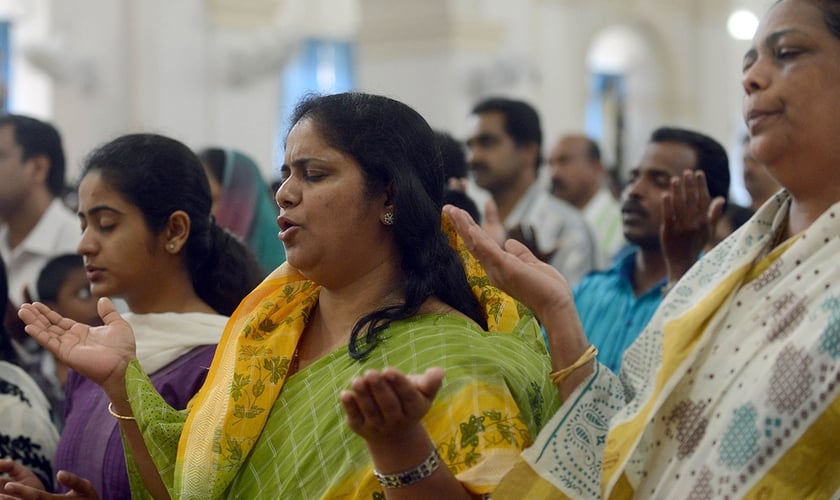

373,448,441,489
549,345,598,387
107,402,136,421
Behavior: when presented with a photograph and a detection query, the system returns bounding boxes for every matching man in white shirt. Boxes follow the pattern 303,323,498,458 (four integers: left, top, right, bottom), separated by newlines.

548,134,625,267
465,98,597,286
0,114,80,370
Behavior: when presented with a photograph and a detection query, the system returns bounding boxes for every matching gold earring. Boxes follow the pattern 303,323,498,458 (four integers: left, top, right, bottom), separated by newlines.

383,212,395,226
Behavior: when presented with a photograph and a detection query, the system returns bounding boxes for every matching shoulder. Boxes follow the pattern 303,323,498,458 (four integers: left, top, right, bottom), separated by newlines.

385,314,550,369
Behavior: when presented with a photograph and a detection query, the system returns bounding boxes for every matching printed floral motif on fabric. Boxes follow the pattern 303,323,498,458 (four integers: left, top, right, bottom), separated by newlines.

0,380,32,406
664,399,709,460
819,296,840,358
439,410,531,472
0,433,53,486
768,292,807,342
719,404,760,468
768,345,813,413
441,214,522,332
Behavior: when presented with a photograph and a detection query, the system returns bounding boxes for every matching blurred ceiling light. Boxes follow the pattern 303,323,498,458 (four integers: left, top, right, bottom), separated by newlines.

728,9,759,40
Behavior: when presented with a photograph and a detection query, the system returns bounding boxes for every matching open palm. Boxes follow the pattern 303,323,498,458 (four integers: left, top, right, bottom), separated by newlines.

661,169,725,283
18,298,136,390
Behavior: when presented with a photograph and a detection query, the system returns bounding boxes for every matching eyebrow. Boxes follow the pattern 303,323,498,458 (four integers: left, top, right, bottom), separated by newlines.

282,155,333,169
630,166,675,178
78,205,125,218
466,132,501,144
744,28,804,62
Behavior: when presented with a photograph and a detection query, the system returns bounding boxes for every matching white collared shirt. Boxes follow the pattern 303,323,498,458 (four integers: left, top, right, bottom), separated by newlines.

0,199,81,305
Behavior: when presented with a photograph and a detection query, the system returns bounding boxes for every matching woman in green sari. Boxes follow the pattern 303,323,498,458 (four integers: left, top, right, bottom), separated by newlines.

16,92,558,499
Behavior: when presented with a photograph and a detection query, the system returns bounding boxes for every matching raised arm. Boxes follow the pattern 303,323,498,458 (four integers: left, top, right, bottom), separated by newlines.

660,169,725,285
18,299,135,397
17,299,170,499
443,205,592,400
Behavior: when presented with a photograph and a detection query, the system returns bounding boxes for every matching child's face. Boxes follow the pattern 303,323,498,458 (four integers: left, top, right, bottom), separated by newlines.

49,267,102,326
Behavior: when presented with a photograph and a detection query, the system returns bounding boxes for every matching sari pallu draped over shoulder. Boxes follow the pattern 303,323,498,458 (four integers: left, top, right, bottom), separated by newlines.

495,191,840,499
124,214,560,498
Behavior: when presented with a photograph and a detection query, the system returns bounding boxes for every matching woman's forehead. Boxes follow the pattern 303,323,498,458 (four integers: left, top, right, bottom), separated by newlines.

756,0,828,40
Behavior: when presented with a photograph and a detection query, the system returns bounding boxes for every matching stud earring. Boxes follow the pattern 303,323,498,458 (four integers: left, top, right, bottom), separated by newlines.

383,212,395,226
167,242,176,250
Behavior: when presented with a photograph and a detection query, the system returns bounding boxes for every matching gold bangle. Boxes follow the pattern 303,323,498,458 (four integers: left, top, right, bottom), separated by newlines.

107,402,136,421
549,345,598,386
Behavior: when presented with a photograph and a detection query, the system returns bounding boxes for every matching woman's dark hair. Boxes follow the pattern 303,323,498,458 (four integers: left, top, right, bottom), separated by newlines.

442,189,482,224
810,0,840,39
434,130,469,181
196,147,226,184
288,92,488,359
81,134,262,315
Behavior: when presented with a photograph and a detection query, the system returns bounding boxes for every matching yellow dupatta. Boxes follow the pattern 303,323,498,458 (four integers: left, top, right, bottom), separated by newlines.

174,213,525,497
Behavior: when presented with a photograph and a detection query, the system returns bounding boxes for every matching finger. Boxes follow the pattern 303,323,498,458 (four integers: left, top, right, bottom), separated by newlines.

349,372,386,426
681,169,699,214
56,471,97,498
1,482,47,500
444,205,481,243
447,206,505,263
340,390,366,431
661,192,675,228
502,239,543,265
707,197,726,226
692,170,711,211
365,369,403,419
18,304,58,332
668,176,687,225
382,367,428,414
19,305,66,351
31,302,77,330
97,297,124,326
483,199,500,227
411,367,445,399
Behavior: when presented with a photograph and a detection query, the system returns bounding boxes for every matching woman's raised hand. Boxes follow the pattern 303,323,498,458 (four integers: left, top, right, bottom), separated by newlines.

444,204,574,320
444,204,592,398
340,367,444,446
17,298,136,394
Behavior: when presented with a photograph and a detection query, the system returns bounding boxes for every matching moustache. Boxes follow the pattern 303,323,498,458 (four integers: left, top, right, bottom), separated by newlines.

621,199,649,217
